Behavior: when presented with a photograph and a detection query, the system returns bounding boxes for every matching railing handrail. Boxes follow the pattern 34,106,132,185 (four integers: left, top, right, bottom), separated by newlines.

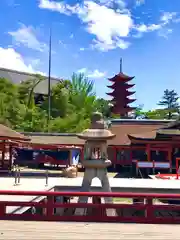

0,189,180,224
0,190,180,199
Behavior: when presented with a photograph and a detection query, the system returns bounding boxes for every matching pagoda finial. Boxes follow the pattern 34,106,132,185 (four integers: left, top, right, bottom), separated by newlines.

120,58,122,73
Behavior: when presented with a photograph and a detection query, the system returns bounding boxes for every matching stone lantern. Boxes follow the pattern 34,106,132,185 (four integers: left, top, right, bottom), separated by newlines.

75,112,116,215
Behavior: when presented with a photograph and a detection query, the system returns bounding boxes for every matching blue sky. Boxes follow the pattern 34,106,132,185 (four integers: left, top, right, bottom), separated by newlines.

0,0,180,110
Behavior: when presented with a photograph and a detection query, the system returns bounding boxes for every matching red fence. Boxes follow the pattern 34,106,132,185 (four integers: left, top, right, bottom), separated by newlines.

1,190,180,224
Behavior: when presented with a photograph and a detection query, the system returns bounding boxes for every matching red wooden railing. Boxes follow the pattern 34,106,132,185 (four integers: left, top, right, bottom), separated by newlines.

0,190,180,224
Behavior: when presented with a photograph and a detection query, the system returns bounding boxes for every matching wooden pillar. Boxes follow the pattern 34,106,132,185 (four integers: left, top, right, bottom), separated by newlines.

68,149,72,167
129,147,133,164
80,147,84,169
46,196,54,220
1,140,5,169
146,144,151,162
9,144,13,171
114,146,117,167
168,147,172,173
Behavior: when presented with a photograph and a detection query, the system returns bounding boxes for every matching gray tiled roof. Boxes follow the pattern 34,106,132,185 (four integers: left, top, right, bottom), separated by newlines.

0,67,62,94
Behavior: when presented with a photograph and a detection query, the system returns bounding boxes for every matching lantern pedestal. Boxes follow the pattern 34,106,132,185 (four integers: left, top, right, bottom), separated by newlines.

75,112,116,216
75,165,114,216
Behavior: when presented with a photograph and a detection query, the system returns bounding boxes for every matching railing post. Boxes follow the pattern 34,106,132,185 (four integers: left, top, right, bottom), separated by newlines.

17,167,21,184
0,203,6,217
45,170,49,186
43,198,47,216
46,196,54,220
145,198,153,221
14,166,18,186
176,158,180,179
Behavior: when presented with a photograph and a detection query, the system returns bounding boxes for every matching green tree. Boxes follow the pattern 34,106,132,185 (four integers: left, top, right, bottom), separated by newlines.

18,106,47,132
17,74,45,108
0,78,18,102
132,104,146,119
95,98,111,118
0,74,120,133
49,112,90,133
69,73,97,117
41,81,71,118
145,109,169,119
6,100,26,129
158,89,179,119
0,78,24,127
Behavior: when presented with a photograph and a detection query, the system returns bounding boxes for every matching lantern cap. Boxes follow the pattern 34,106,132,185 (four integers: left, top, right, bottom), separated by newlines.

76,112,115,140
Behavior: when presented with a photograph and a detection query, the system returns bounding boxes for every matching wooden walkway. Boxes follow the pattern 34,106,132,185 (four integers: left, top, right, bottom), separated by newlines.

0,221,179,239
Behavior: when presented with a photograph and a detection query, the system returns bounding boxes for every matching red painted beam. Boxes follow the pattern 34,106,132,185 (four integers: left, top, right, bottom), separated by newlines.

0,190,180,199
1,190,180,224
2,201,180,212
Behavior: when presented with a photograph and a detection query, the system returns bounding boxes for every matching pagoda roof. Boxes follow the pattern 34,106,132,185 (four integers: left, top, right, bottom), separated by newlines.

112,99,136,105
112,107,136,114
107,83,135,89
108,72,135,82
107,91,135,96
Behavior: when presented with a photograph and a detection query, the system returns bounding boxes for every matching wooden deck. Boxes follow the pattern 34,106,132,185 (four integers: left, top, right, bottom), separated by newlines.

0,221,179,240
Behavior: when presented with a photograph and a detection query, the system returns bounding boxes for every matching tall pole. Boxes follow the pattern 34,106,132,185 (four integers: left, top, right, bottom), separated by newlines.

47,27,52,128
120,58,122,73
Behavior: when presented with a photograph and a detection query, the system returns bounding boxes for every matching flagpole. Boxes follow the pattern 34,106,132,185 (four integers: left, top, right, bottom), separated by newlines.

47,26,52,128
120,58,122,73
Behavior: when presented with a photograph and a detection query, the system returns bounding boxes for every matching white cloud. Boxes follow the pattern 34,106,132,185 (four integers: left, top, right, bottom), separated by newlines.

134,11,177,37
78,68,106,78
88,69,106,78
135,0,145,7
160,12,177,24
0,47,35,73
0,47,46,76
135,23,161,33
95,0,126,9
92,38,130,51
174,18,180,23
76,1,133,50
78,68,87,74
8,24,47,52
39,0,133,51
39,0,68,14
39,0,78,15
158,28,173,39
38,1,179,51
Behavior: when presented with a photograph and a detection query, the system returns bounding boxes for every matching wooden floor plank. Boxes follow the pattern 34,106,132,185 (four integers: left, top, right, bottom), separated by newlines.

0,221,179,240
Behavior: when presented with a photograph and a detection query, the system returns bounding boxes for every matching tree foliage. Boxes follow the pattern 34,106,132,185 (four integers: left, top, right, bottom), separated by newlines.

0,74,179,133
158,89,179,119
0,73,111,133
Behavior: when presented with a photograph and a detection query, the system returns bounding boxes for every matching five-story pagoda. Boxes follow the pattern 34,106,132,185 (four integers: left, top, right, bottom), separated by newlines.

107,59,136,118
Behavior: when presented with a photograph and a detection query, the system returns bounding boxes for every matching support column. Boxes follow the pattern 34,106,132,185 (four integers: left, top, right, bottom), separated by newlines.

75,167,114,216
129,147,133,165
168,147,172,173
68,149,72,167
146,144,151,162
1,141,5,169
114,146,117,168
97,169,116,216
9,144,13,171
75,168,96,216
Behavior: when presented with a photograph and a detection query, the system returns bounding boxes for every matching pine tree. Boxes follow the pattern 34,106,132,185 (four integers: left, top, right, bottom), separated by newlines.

158,89,179,119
